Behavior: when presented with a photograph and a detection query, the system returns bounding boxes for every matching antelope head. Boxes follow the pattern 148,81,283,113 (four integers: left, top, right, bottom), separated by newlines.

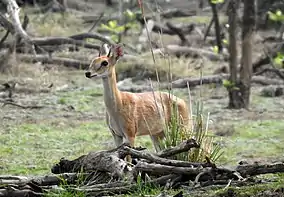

85,43,124,79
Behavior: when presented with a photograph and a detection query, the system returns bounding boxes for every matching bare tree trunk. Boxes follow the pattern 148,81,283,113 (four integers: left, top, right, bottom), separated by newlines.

208,0,223,53
199,0,204,9
239,0,256,109
227,0,242,108
105,0,113,6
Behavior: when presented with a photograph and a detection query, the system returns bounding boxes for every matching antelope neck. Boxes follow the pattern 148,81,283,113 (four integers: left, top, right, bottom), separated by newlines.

102,68,122,113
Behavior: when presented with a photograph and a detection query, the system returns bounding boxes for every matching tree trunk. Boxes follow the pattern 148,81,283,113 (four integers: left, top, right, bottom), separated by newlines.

239,0,256,109
227,0,242,108
208,0,223,53
105,0,113,6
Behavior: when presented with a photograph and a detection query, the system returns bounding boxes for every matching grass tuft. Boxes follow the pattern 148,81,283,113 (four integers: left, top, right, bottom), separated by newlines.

136,0,223,164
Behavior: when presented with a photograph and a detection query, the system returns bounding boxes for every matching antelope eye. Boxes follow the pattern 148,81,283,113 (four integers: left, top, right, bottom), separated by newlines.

101,61,108,66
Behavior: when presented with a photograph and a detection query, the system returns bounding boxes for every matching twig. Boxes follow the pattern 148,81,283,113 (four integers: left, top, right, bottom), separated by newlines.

222,179,232,190
0,30,10,47
0,99,45,109
88,12,104,33
254,67,284,80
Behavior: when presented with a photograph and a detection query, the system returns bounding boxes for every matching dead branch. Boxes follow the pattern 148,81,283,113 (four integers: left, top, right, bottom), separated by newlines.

0,13,15,34
254,67,284,80
69,32,115,45
203,17,214,42
88,12,104,32
1,33,115,54
121,146,213,168
164,74,284,89
138,19,195,36
82,9,197,24
165,22,190,46
0,30,10,48
15,13,29,45
82,13,195,36
0,99,45,109
2,0,37,54
236,162,284,177
163,45,229,61
154,9,197,19
157,139,199,158
0,173,83,185
30,37,100,50
119,74,284,93
18,54,90,69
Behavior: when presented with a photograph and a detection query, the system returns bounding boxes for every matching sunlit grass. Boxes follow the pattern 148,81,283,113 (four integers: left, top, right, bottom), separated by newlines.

216,120,284,165
0,121,110,175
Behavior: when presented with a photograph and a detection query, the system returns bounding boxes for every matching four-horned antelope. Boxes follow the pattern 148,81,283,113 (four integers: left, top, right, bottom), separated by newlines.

85,43,191,161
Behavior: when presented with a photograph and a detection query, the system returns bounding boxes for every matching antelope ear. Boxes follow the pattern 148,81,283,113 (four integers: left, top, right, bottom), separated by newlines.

111,44,124,62
99,43,111,57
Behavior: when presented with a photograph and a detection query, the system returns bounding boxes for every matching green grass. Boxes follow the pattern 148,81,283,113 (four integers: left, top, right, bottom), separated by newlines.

0,121,111,175
27,12,85,37
0,117,154,175
54,87,104,112
0,84,156,175
217,120,284,165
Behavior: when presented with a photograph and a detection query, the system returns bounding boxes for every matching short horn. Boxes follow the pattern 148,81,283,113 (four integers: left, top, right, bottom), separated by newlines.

107,48,111,57
102,43,111,57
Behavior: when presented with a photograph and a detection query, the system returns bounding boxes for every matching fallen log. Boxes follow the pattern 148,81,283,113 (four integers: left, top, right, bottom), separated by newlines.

82,14,195,36
167,74,284,88
31,37,101,50
51,144,132,180
17,54,90,69
0,173,85,186
163,45,229,61
119,74,284,93
82,9,197,24
137,20,195,36
236,162,284,178
133,161,204,176
69,32,116,45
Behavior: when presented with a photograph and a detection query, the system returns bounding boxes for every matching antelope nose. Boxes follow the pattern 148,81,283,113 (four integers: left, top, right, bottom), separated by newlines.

85,72,91,78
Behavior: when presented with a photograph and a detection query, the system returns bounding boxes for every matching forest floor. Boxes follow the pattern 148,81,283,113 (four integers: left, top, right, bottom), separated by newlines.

1,1,284,197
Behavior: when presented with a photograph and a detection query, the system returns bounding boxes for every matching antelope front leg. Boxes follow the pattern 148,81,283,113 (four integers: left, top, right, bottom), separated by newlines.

106,112,123,147
150,131,165,152
123,125,136,163
112,131,123,147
